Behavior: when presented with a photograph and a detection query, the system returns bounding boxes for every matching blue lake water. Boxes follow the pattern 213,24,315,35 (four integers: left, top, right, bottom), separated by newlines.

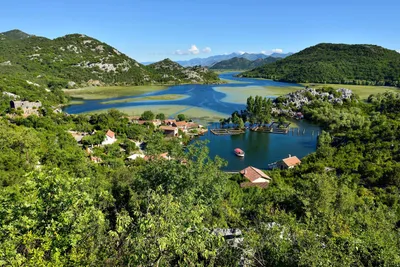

65,72,320,170
198,121,320,171
64,72,301,116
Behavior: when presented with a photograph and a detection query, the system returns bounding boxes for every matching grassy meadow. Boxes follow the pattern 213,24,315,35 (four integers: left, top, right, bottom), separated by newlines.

64,85,167,100
86,105,229,123
100,94,189,104
213,85,303,104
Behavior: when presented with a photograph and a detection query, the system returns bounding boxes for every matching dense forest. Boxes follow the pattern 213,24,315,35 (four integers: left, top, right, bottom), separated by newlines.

1,85,400,265
210,57,278,70
0,30,220,90
240,43,400,87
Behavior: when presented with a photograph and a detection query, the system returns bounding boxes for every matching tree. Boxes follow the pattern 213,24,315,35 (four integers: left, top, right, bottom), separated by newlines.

177,114,186,121
0,170,109,265
238,118,245,129
156,113,166,120
140,110,155,121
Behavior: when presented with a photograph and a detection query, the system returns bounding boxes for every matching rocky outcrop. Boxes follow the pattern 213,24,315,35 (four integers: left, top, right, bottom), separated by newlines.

273,87,355,118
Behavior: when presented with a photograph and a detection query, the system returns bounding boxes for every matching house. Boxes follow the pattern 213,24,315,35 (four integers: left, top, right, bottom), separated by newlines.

239,166,271,189
277,155,301,169
159,125,179,137
10,100,42,116
101,130,117,145
173,121,189,132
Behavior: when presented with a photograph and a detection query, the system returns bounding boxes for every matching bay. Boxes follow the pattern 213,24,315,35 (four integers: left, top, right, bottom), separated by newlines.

65,72,320,171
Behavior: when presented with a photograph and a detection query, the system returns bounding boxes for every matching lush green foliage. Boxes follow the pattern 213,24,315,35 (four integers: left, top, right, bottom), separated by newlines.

210,56,278,70
241,43,400,87
1,89,400,265
140,110,155,121
146,59,220,84
223,95,273,127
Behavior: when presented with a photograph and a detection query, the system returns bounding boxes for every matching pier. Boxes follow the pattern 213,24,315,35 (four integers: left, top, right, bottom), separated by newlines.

211,129,245,135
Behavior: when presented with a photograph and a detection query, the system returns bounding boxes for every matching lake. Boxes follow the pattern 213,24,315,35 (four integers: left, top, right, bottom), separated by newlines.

65,72,320,171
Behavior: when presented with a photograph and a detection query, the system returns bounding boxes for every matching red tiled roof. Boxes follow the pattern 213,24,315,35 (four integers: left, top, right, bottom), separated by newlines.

240,182,269,189
240,166,271,183
159,126,178,131
187,123,199,128
282,156,301,167
173,121,188,127
106,130,115,139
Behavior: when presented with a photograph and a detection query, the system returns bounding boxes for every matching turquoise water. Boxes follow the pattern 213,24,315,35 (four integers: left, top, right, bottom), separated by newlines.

65,73,319,171
198,121,319,171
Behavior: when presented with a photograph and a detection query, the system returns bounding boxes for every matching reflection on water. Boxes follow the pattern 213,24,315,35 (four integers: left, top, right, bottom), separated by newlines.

197,121,320,171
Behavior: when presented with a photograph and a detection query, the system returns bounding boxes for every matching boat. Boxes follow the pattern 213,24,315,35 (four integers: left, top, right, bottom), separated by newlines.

234,148,245,157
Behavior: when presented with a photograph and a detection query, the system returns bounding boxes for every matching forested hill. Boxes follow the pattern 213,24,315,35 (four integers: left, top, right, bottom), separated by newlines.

240,43,400,87
210,56,279,70
0,29,220,107
146,58,220,84
0,30,220,88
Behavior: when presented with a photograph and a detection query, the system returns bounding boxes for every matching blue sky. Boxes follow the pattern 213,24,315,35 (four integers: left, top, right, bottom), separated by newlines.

1,0,399,62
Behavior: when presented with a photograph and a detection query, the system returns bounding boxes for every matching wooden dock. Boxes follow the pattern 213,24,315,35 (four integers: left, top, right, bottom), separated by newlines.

211,129,245,135
250,122,290,134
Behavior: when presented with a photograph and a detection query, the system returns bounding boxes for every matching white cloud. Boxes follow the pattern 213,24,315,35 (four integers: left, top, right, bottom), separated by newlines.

397,50,400,53
261,48,284,55
188,45,200,55
174,44,212,55
202,47,212,53
272,48,283,54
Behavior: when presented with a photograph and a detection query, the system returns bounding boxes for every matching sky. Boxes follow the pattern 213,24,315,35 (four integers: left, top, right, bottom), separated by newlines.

1,0,399,62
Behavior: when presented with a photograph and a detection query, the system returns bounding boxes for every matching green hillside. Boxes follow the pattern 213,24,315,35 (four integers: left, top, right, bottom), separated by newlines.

0,30,220,108
0,29,33,40
240,43,400,87
147,58,220,84
210,56,278,70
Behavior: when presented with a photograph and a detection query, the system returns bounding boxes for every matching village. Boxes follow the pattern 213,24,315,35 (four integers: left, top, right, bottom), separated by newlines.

4,97,304,191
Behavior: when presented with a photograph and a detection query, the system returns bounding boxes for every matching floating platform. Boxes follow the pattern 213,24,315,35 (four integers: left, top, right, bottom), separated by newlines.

250,121,290,134
211,129,245,135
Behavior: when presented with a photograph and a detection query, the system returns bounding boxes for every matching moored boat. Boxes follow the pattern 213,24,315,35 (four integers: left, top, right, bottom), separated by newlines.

234,148,245,157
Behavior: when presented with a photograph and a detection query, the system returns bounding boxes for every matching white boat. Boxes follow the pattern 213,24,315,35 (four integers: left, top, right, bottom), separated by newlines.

234,148,245,157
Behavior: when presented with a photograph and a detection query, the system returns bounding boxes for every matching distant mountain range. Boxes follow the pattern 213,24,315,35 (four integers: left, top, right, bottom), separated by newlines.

142,52,293,67
209,56,279,70
175,52,292,67
240,43,400,87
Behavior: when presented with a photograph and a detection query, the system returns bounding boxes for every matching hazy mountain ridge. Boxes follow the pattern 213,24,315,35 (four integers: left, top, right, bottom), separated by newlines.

210,56,279,70
174,52,292,67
